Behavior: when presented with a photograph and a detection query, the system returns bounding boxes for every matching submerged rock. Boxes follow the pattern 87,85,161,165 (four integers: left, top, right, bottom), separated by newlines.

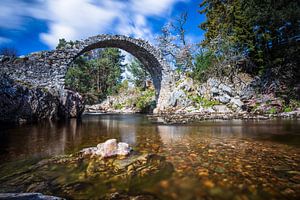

0,150,173,199
105,192,157,200
80,139,132,158
58,89,84,119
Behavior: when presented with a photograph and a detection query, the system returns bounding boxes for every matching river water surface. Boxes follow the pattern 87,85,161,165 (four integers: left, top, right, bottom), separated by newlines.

0,114,300,199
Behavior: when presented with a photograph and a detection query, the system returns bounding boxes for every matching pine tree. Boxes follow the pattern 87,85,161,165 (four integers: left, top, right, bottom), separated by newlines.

65,48,125,104
126,58,150,88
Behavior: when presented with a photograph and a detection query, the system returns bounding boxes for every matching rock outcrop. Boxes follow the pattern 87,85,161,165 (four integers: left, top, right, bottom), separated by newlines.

0,75,84,123
58,89,84,119
160,73,300,116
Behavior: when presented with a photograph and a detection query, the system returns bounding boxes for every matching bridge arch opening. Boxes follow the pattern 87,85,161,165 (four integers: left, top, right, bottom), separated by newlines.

65,46,158,109
69,37,164,97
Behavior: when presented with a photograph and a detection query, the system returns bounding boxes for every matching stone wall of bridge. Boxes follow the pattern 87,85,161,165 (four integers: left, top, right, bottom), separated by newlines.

0,34,175,113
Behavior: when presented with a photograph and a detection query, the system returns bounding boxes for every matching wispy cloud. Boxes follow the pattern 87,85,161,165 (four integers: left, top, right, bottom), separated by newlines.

0,0,188,48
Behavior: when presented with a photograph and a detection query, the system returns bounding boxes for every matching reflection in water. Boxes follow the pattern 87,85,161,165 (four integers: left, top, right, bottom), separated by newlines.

0,115,300,162
0,114,300,199
158,125,186,144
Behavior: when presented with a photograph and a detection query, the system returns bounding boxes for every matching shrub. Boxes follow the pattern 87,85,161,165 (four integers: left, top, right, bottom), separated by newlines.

267,107,277,114
135,89,156,111
188,93,220,108
192,51,215,82
113,103,124,110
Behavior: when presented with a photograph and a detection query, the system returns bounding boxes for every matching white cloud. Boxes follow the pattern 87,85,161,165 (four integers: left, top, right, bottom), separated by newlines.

0,0,189,48
131,0,183,16
39,0,121,47
0,0,31,29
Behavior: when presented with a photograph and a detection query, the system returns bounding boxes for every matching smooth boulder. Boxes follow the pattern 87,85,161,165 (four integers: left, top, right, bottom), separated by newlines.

80,139,132,158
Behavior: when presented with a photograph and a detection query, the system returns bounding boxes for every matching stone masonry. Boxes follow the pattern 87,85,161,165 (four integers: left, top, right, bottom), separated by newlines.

0,34,175,113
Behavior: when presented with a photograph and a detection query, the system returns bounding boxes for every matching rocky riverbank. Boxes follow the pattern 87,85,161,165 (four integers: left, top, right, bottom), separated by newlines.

148,111,300,124
0,75,84,123
1,67,299,123
85,87,156,114
84,74,300,123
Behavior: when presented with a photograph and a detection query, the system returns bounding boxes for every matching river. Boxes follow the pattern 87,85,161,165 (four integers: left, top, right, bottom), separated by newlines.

1,114,300,199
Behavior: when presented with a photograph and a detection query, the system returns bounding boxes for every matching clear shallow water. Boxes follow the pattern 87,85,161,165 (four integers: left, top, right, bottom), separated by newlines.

0,114,300,199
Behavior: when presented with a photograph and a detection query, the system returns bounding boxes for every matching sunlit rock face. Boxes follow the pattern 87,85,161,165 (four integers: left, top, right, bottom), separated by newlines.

0,34,174,113
80,139,132,158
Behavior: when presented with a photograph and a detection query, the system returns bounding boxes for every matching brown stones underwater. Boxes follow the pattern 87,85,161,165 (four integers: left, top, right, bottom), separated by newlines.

0,114,300,199
0,149,174,199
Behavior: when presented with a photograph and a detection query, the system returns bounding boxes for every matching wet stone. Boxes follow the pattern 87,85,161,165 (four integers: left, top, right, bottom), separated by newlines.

0,149,174,199
80,139,132,158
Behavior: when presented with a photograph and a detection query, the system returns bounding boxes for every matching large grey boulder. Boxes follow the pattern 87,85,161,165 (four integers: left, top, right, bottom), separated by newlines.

80,139,132,158
0,75,59,123
210,87,219,95
217,94,231,104
213,105,232,113
168,90,186,107
0,75,84,123
178,78,194,92
230,98,244,108
58,89,84,119
207,78,220,88
240,85,255,100
219,83,233,96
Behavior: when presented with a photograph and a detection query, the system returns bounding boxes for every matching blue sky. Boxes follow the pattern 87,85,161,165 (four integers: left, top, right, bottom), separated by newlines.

0,0,205,55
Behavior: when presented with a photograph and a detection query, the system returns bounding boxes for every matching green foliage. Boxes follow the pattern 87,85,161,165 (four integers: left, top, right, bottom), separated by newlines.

282,99,300,112
56,39,68,49
109,87,156,113
283,107,293,113
267,107,277,114
117,80,129,94
65,48,125,104
199,0,254,55
188,93,220,108
199,0,300,77
192,51,215,82
135,89,156,111
113,103,124,110
126,58,150,88
56,38,79,49
199,0,300,99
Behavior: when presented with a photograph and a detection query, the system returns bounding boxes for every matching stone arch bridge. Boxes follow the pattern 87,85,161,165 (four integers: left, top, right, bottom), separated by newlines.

0,34,174,112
